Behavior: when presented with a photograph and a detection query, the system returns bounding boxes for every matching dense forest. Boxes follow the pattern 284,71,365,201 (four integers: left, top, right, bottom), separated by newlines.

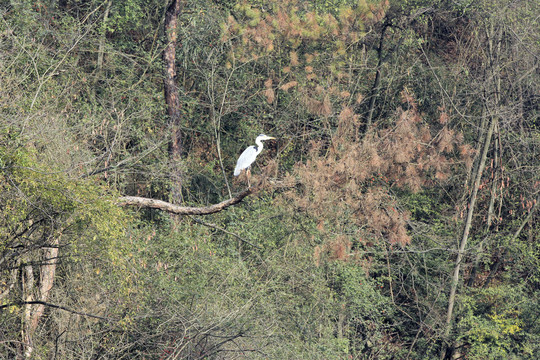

1,0,538,359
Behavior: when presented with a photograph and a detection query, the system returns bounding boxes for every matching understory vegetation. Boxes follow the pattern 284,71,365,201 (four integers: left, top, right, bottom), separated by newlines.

1,0,538,359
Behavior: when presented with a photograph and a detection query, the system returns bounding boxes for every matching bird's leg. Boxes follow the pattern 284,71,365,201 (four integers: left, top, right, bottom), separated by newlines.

247,168,251,188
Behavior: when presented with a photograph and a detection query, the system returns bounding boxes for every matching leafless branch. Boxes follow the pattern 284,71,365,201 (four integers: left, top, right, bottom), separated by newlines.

0,301,116,322
117,187,256,215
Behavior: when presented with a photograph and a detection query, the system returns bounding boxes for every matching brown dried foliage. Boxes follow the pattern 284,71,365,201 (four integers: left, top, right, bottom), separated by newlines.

280,81,298,92
285,91,473,256
314,236,352,265
222,0,389,115
264,78,275,104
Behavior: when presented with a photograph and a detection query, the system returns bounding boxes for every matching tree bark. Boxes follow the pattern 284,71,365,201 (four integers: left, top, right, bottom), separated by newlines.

22,259,35,359
163,0,183,202
29,240,60,335
20,238,61,360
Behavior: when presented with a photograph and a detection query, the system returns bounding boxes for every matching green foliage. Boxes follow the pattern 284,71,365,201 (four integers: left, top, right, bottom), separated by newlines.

456,285,539,359
0,130,129,252
0,0,538,358
110,201,353,358
328,261,399,356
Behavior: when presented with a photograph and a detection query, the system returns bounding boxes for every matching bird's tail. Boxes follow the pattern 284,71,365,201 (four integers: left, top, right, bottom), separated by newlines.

233,168,241,176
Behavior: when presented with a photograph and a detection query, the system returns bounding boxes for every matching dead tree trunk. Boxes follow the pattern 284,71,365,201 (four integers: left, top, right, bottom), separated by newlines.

22,256,35,359
29,240,59,335
20,238,61,360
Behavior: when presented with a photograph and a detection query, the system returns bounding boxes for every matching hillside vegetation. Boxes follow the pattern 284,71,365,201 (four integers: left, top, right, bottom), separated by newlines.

1,0,538,359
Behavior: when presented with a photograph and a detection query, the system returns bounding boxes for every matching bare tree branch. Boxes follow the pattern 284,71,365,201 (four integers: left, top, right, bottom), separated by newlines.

0,301,115,322
117,187,255,215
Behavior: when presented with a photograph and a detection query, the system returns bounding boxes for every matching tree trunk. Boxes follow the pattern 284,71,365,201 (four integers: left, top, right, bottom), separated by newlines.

441,115,495,358
467,121,499,287
29,240,59,335
441,19,502,359
22,259,35,359
97,0,112,71
20,238,60,360
365,22,388,130
163,0,183,203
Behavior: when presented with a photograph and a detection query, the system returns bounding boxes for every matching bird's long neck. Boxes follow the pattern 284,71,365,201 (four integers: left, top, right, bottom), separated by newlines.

255,138,264,155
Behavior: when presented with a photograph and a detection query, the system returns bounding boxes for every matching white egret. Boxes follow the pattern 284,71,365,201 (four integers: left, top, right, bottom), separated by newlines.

234,134,275,186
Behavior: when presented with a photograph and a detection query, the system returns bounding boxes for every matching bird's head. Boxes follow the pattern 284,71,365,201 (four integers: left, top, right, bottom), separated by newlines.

256,134,276,141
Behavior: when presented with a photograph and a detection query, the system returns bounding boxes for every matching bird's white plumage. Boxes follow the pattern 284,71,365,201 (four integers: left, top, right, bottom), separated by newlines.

234,145,258,176
234,134,275,177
